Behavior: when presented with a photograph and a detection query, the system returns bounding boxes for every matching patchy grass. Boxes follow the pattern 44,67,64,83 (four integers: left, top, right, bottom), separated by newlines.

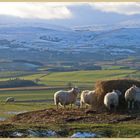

0,89,57,118
0,122,139,138
0,89,57,101
0,103,55,118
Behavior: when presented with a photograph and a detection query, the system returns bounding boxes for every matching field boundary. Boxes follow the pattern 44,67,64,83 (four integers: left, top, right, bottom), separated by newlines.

0,86,68,91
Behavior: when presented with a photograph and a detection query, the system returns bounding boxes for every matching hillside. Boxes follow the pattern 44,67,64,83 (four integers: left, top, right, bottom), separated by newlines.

0,26,140,67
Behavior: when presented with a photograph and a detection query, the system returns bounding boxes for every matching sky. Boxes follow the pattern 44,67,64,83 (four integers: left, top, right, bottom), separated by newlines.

0,2,140,27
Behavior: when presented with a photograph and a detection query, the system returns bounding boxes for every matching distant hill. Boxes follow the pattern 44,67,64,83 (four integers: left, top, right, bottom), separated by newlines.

0,23,140,70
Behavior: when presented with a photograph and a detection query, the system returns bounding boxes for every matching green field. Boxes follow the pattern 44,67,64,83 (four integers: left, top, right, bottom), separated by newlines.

1,69,140,86
0,89,57,118
12,69,139,87
0,71,34,79
0,89,56,101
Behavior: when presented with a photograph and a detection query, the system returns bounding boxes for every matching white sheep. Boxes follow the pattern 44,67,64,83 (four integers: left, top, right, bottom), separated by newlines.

54,87,80,109
5,97,15,103
80,90,96,109
104,90,122,111
125,85,140,110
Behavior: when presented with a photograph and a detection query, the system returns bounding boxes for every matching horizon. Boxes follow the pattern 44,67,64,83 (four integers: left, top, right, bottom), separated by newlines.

0,2,140,27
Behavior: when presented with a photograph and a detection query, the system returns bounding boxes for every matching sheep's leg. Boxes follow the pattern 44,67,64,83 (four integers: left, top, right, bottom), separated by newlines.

114,107,116,113
77,105,80,109
64,104,66,109
108,106,111,113
71,104,72,109
85,104,88,109
80,101,83,109
54,97,59,109
128,101,131,110
56,102,59,109
132,101,135,110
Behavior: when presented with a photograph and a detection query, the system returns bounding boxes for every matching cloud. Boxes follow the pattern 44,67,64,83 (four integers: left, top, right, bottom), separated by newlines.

0,2,73,19
0,2,140,21
90,2,140,15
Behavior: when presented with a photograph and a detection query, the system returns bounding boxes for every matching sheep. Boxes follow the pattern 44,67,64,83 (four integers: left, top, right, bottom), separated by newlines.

80,90,96,109
54,87,80,109
5,97,15,103
125,85,140,110
104,90,122,112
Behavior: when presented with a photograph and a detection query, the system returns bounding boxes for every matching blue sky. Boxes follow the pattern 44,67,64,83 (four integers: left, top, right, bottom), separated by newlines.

0,2,140,27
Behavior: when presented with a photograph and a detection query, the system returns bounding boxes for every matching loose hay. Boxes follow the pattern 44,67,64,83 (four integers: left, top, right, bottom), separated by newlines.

94,79,140,111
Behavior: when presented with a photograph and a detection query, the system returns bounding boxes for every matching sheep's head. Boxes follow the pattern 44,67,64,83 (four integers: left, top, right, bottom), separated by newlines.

132,84,137,88
72,87,80,95
113,90,122,96
132,85,140,92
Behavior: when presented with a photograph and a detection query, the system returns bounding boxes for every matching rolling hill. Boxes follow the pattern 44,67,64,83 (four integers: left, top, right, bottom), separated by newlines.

0,22,140,70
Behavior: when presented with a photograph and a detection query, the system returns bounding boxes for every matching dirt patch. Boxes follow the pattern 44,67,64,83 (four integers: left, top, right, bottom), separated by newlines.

7,108,140,124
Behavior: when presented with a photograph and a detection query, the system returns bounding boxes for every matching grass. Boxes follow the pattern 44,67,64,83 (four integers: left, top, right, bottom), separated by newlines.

102,65,129,70
0,71,34,79
0,69,139,87
0,89,57,118
0,89,57,101
13,69,137,87
0,102,55,118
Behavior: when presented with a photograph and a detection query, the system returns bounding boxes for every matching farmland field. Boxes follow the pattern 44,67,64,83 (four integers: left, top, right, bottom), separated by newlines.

21,69,140,86
0,69,139,87
0,71,35,79
0,69,140,119
0,69,140,138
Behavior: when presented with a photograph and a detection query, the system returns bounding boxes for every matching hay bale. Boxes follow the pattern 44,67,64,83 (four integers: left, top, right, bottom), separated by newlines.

94,79,140,111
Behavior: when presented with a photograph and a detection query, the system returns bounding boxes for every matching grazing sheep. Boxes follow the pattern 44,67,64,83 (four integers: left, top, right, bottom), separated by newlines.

125,85,140,110
104,90,121,112
5,97,15,103
54,87,80,109
80,90,96,109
